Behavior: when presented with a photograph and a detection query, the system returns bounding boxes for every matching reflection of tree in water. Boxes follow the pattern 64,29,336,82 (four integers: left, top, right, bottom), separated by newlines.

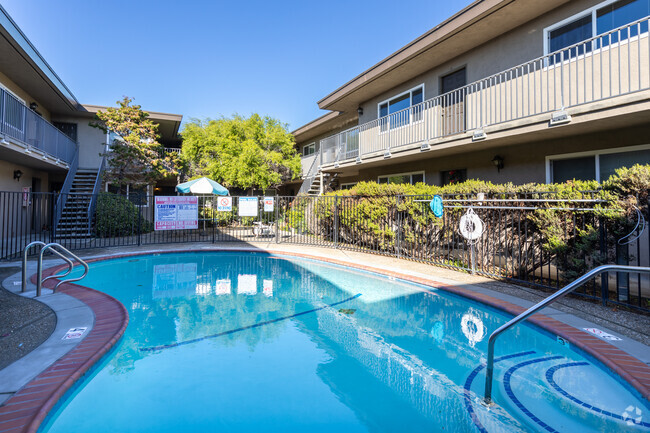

106,253,340,375
101,252,562,378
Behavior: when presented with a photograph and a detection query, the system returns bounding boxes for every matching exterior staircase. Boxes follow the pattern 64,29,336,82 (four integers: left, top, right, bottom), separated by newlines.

55,169,98,239
304,171,339,195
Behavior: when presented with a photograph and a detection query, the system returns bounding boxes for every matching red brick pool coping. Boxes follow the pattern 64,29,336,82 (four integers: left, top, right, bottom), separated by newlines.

0,247,648,432
0,274,128,433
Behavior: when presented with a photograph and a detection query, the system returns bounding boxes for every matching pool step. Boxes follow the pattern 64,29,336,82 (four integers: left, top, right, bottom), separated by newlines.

466,353,649,432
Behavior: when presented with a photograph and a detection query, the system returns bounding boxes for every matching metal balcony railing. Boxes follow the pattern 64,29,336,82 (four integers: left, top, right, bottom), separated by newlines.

161,147,181,156
0,88,78,165
319,16,650,166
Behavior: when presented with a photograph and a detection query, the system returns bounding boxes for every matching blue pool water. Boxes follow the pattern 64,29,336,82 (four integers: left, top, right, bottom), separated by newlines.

40,252,649,432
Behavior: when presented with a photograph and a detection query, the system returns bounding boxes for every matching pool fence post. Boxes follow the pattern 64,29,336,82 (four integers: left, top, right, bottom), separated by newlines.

599,217,608,306
334,195,339,248
50,192,56,243
275,195,279,244
396,195,402,259
137,194,142,246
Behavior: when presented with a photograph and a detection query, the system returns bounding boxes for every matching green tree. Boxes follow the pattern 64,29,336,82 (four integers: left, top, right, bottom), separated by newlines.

92,97,179,187
181,114,301,190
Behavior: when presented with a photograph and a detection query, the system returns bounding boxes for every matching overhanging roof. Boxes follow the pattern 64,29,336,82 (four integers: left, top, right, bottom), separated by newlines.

292,111,358,144
0,4,80,113
80,105,183,142
317,0,571,112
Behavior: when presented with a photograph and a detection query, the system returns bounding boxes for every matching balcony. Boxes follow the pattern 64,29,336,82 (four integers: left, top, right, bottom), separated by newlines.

0,88,78,167
316,17,650,170
161,147,182,157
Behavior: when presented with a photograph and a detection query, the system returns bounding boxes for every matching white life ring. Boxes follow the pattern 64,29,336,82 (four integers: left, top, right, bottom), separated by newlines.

459,212,483,241
461,311,486,347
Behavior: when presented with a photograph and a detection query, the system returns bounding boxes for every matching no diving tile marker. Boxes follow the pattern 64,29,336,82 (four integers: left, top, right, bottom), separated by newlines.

583,327,622,341
62,327,87,340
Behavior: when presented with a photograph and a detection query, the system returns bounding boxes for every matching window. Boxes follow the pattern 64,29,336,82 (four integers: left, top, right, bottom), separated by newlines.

377,171,425,185
0,82,25,104
53,122,78,142
548,15,593,62
441,169,467,186
105,183,151,207
378,85,424,131
597,0,650,44
302,142,316,157
340,183,357,190
547,145,650,183
552,156,596,183
545,0,650,59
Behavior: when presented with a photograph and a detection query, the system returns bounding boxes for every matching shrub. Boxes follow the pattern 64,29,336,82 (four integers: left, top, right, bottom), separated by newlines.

95,192,153,237
297,165,650,279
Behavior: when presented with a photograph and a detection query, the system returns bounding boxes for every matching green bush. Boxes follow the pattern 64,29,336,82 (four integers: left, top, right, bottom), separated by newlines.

95,192,153,237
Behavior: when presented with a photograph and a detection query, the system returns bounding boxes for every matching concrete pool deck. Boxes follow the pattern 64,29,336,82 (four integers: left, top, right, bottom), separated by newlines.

0,242,649,432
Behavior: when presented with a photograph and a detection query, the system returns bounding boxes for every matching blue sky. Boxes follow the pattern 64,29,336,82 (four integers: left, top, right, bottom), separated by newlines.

3,0,472,131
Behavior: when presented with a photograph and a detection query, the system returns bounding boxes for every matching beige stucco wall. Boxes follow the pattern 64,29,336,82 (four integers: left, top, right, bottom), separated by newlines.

0,159,50,192
50,116,106,170
336,124,649,186
0,70,52,122
357,0,611,124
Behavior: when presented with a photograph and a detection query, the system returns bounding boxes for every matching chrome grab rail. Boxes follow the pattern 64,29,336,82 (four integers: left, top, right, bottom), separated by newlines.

484,264,650,404
21,242,89,297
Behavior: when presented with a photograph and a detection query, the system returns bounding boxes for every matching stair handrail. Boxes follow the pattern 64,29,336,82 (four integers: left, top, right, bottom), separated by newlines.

35,243,89,296
484,264,650,404
298,153,321,195
53,150,79,235
86,155,107,234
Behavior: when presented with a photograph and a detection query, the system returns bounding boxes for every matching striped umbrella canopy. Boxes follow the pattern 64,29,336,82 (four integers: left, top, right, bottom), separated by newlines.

176,177,229,195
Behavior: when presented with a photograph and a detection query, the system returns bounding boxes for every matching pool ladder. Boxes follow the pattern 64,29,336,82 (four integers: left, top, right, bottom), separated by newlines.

484,264,650,405
21,242,89,297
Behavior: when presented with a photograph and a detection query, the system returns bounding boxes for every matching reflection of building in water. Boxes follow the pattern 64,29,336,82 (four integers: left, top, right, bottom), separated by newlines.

263,279,273,297
152,263,198,299
237,274,257,295
313,308,475,429
215,279,231,295
195,283,211,296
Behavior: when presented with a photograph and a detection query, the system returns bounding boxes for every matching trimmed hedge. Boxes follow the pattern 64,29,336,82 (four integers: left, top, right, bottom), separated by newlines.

286,165,650,281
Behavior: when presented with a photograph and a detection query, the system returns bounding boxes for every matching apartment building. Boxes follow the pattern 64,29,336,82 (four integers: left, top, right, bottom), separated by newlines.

0,4,182,236
290,0,650,194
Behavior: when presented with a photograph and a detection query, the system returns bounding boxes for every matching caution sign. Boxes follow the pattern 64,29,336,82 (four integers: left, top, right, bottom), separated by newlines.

217,196,232,212
62,327,87,340
263,197,274,212
155,196,199,231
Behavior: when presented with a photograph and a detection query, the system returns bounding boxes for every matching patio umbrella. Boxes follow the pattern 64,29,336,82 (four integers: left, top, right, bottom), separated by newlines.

176,177,229,195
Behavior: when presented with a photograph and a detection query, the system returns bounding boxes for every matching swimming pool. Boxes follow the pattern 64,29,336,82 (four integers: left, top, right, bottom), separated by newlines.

39,251,649,432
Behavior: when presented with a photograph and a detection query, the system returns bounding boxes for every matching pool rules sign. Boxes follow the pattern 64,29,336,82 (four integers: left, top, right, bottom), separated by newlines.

154,196,199,231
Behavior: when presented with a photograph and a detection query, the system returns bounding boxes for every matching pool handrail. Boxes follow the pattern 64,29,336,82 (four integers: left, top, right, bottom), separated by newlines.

22,241,46,292
23,242,77,296
31,243,89,296
484,264,650,405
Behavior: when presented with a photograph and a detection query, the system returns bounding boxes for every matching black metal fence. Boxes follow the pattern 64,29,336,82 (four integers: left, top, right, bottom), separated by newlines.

2,190,648,313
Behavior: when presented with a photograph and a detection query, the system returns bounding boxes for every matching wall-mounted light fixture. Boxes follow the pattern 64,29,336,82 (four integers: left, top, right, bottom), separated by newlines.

357,106,363,116
29,102,38,111
492,155,504,172
13,170,23,181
